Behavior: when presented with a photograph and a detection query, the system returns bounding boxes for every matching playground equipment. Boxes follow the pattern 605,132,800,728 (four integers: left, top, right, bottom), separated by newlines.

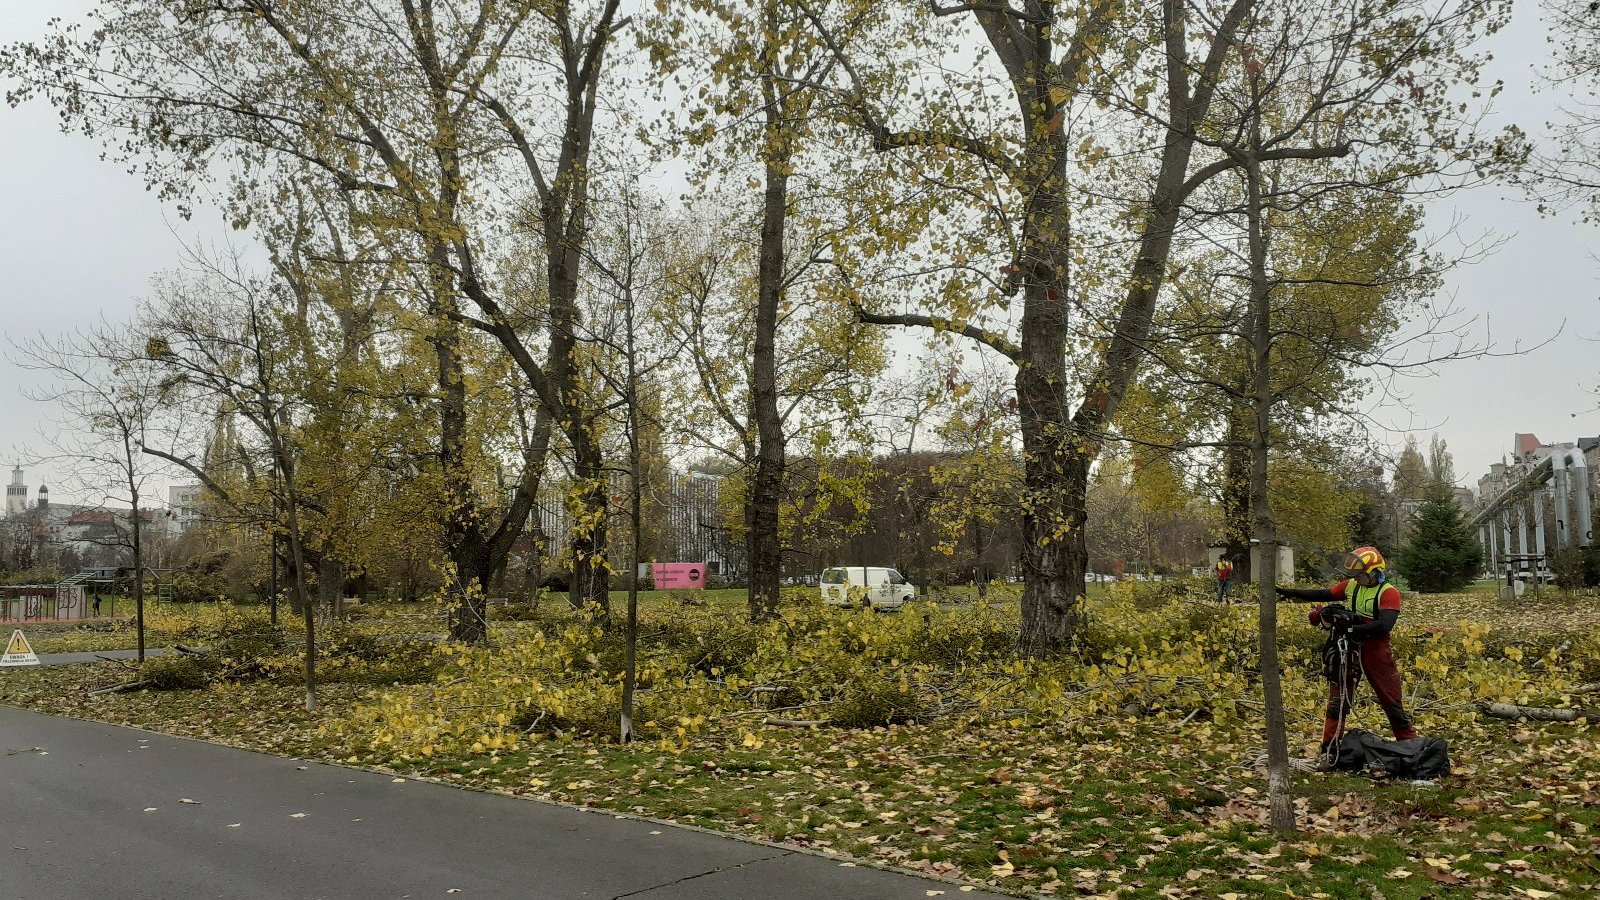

0,566,175,622
0,583,88,622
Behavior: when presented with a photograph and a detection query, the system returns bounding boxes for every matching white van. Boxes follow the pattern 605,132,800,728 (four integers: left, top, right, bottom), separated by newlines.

820,566,915,609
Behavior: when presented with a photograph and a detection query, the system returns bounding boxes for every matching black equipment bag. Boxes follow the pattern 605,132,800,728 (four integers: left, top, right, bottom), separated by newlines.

1329,729,1451,779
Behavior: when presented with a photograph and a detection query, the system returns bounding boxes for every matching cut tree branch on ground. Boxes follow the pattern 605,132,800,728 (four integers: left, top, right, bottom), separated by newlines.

1478,700,1600,724
732,701,828,718
88,680,151,696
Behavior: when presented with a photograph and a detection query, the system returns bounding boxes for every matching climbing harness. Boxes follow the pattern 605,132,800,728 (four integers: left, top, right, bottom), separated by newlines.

1325,630,1361,768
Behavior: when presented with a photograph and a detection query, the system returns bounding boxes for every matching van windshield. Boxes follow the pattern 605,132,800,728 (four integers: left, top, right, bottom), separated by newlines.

887,570,905,584
821,568,846,585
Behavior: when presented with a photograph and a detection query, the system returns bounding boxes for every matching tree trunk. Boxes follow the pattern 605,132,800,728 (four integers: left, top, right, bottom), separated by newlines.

269,490,280,626
285,554,305,617
283,491,316,712
569,434,612,621
621,275,643,744
318,556,345,621
272,431,317,713
1017,446,1089,655
747,441,784,622
974,513,991,599
428,283,491,643
748,35,788,624
1246,151,1295,834
1222,411,1253,580
1012,107,1080,655
525,525,548,599
130,479,145,663
443,537,491,643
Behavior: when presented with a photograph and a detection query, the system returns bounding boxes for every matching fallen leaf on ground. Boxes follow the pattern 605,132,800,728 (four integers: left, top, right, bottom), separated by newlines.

1424,866,1464,885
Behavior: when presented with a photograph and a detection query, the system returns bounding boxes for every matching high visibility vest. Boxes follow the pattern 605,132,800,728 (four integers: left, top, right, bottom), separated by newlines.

1347,580,1384,619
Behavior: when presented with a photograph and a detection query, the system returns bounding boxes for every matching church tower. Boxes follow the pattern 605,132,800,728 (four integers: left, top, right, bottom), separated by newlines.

5,466,26,517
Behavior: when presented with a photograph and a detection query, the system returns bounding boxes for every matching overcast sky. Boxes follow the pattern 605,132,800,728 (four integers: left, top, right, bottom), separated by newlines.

1,1,1596,507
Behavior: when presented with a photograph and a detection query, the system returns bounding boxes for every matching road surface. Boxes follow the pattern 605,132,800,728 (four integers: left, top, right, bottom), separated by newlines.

0,706,1008,899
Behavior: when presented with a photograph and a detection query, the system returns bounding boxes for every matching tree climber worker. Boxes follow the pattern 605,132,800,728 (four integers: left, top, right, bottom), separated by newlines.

1277,545,1419,758
1213,555,1235,602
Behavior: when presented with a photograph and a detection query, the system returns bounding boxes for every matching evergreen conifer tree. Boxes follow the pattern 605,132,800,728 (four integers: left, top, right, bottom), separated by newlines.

1397,484,1481,593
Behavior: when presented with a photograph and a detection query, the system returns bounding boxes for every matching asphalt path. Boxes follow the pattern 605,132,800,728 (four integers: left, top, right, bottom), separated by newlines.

0,706,1009,899
30,647,172,666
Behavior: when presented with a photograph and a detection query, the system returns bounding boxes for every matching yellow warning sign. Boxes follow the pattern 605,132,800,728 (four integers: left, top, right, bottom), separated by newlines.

2,629,40,667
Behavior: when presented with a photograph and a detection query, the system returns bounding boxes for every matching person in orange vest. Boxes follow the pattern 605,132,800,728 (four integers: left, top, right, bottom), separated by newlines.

1213,556,1235,602
1279,546,1418,760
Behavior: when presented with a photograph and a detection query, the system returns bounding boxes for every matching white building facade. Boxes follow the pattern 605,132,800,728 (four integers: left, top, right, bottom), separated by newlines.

167,483,204,534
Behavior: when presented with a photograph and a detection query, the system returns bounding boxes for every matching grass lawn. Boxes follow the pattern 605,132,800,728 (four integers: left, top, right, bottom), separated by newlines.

16,582,1048,653
3,582,1597,898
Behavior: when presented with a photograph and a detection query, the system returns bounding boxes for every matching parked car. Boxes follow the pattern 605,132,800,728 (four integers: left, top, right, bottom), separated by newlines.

820,566,915,610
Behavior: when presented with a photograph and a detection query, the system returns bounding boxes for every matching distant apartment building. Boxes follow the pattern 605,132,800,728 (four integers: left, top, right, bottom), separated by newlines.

3,467,179,570
167,483,205,534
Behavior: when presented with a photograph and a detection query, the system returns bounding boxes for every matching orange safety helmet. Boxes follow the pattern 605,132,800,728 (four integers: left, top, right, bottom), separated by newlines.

1341,545,1386,581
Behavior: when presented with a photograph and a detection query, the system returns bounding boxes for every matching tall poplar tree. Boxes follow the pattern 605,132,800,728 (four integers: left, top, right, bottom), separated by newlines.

1395,437,1430,501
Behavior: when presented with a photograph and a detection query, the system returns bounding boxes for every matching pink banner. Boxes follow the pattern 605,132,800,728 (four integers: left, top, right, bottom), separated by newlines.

652,563,707,590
